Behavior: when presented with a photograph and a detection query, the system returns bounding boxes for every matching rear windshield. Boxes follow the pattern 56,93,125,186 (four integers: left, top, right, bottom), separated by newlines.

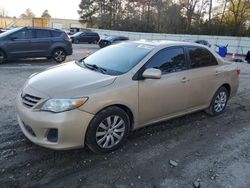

81,43,154,75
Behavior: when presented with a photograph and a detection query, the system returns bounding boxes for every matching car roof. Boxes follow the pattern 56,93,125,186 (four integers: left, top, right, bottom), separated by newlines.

25,27,63,32
129,40,207,49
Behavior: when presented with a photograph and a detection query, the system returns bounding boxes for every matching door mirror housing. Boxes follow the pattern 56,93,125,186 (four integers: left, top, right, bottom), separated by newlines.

142,68,162,79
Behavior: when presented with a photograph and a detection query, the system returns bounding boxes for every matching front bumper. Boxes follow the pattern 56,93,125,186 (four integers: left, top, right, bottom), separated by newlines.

16,93,94,150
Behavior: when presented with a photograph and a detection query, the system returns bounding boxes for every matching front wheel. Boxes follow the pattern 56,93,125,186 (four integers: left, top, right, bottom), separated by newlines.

205,86,229,116
52,49,66,63
86,107,130,153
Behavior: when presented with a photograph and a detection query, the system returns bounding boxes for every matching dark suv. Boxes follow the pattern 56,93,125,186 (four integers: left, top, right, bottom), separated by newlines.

0,27,72,63
70,31,100,44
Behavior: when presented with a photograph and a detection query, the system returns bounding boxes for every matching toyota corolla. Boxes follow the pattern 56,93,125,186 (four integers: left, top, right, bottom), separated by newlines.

16,41,239,153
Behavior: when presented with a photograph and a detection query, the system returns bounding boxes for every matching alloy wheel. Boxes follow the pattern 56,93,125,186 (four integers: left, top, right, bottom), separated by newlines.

214,91,227,113
54,50,66,63
96,115,125,149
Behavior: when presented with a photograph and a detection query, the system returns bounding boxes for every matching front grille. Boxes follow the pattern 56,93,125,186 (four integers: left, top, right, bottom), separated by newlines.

22,94,41,108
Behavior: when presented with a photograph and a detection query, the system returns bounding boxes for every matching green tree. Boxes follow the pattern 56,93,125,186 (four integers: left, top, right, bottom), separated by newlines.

78,0,98,27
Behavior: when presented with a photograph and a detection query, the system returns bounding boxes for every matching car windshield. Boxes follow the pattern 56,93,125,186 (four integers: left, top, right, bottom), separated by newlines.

77,43,154,75
0,27,21,37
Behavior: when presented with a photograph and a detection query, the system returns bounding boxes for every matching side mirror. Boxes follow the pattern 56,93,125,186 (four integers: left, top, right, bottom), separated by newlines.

79,57,87,61
142,68,162,79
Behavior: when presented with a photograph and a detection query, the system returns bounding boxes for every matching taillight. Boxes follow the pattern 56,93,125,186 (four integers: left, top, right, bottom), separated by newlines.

236,67,240,75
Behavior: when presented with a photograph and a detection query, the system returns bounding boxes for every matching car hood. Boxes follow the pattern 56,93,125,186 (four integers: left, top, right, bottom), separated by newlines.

26,61,117,98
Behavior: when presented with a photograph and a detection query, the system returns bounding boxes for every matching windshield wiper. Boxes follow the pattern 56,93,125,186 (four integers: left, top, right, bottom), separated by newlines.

82,61,107,74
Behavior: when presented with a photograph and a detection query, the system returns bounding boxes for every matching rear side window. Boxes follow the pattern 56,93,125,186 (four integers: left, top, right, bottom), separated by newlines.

188,47,218,68
51,30,62,37
35,29,51,38
145,47,187,74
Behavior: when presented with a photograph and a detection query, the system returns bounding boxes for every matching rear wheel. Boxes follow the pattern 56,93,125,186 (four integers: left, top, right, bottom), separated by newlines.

205,86,229,116
52,48,66,63
86,107,130,153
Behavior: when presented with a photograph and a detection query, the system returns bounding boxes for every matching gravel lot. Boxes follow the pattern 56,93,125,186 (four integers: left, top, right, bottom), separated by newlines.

0,44,250,188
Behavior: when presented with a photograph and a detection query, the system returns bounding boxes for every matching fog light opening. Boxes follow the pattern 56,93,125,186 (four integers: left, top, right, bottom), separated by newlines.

47,129,58,143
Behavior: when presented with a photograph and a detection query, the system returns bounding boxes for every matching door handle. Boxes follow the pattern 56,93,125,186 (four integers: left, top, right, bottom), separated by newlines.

181,77,190,83
215,71,221,76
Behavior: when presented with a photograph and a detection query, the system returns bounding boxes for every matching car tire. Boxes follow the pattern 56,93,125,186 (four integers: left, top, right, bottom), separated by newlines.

52,48,66,63
0,50,5,64
86,106,130,153
205,86,229,116
74,39,79,44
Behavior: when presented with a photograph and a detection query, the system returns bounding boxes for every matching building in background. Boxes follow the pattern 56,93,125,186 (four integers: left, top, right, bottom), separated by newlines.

0,17,86,33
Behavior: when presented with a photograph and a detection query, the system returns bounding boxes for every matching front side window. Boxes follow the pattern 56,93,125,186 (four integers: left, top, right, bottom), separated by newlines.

188,47,218,68
145,47,187,74
36,29,51,38
10,29,33,39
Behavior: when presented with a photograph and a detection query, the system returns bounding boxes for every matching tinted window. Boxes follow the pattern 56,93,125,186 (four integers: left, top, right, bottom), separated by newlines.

36,29,51,38
77,43,154,75
146,47,187,74
10,29,33,39
72,32,82,37
188,47,217,68
51,30,62,37
85,32,98,36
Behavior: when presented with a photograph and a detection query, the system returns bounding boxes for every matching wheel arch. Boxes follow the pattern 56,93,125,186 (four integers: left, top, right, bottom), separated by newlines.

50,46,66,56
0,48,7,59
220,83,231,97
90,104,135,131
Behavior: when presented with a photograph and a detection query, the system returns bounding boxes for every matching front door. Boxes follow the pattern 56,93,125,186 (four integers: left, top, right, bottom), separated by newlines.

138,47,189,125
6,29,33,58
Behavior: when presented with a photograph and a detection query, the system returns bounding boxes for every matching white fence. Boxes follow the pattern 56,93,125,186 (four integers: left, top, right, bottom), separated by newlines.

91,28,250,55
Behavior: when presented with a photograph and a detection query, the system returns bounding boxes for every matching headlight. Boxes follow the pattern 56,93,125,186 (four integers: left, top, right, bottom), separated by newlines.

41,98,88,113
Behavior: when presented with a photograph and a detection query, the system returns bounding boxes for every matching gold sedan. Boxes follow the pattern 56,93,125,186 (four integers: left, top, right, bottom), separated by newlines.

16,41,239,153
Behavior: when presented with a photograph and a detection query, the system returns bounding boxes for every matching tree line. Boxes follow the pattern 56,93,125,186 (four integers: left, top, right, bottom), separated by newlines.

0,8,51,19
78,0,250,36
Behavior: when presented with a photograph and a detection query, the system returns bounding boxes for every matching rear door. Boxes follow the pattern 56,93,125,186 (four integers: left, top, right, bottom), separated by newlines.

5,29,33,58
80,32,88,42
185,47,220,109
29,29,53,56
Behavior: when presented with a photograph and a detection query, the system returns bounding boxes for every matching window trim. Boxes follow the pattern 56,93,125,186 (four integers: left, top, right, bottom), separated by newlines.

185,46,218,69
133,46,188,80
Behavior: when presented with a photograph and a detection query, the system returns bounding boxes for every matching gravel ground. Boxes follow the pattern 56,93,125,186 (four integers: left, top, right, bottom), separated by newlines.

0,44,250,188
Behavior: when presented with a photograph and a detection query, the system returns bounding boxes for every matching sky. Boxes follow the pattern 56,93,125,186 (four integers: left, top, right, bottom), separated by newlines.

0,0,81,19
